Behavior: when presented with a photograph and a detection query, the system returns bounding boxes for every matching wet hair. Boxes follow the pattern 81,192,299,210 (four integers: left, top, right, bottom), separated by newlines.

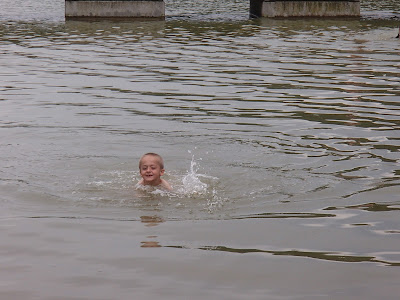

139,153,165,169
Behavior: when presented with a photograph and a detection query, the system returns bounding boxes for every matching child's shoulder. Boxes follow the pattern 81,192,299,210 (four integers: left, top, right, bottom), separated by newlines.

161,179,172,191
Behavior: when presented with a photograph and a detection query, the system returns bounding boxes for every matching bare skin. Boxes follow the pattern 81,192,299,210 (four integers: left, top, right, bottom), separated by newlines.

138,154,172,191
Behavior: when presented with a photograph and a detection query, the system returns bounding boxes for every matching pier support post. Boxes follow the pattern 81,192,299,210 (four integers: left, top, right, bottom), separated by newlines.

65,0,165,19
250,0,360,18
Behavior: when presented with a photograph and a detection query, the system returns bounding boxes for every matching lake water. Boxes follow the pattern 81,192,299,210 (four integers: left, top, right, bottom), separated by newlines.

1,0,399,299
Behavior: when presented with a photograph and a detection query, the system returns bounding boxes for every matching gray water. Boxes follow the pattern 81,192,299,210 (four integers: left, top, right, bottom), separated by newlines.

1,1,399,299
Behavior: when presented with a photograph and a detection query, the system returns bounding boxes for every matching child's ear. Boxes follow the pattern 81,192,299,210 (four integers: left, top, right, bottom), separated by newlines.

160,169,165,176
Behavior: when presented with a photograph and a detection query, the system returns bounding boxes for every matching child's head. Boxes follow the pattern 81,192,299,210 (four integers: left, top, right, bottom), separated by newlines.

139,153,165,186
139,153,164,169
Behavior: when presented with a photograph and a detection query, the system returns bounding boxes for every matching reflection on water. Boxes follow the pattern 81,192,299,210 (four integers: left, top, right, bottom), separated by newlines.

326,202,400,212
168,245,400,267
141,215,165,226
141,215,163,247
231,212,336,219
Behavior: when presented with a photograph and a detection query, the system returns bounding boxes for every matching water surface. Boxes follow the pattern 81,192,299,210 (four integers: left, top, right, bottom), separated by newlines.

1,0,399,299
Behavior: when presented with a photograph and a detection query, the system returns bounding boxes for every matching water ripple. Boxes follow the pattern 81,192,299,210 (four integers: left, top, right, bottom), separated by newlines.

168,245,400,267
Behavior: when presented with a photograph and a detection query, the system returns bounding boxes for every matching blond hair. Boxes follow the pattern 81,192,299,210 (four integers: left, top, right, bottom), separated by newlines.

139,153,164,169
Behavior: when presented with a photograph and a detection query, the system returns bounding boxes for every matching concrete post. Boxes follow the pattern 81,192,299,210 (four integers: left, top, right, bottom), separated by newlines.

65,0,165,19
250,0,265,18
251,0,360,18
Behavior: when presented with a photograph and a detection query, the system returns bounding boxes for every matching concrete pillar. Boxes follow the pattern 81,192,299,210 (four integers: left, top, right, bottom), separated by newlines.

65,0,165,19
250,0,264,18
251,0,360,18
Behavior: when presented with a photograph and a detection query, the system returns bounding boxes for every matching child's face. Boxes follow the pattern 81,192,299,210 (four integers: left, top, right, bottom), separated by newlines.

139,155,165,185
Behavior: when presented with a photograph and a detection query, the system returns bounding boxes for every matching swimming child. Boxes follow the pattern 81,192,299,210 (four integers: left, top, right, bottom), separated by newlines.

137,153,172,191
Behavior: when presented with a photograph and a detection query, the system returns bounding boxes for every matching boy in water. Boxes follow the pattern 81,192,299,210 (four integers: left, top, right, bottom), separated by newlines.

137,153,172,191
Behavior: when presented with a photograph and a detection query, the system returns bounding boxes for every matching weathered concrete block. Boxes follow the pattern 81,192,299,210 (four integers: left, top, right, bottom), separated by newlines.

259,0,360,17
65,0,165,18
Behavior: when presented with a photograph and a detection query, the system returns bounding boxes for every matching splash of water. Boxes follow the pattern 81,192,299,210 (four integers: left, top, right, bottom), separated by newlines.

174,155,225,213
178,156,208,196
